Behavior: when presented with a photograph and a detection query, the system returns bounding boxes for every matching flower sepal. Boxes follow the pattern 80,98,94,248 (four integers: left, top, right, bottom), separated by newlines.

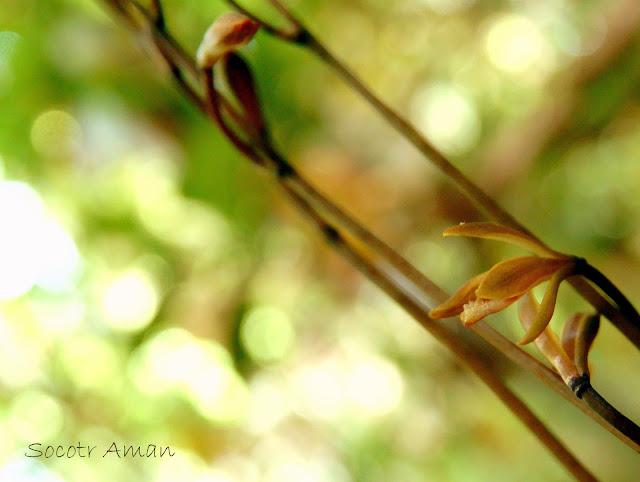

430,223,580,345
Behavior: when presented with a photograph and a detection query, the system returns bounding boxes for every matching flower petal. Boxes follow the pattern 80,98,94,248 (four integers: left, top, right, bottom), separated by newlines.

477,256,572,301
560,312,583,361
459,295,520,325
518,264,576,345
518,292,579,385
197,12,260,69
429,272,486,319
575,314,600,377
443,222,565,258
562,312,600,377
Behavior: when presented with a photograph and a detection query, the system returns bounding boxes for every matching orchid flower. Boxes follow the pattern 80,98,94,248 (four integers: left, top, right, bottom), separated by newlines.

429,223,580,345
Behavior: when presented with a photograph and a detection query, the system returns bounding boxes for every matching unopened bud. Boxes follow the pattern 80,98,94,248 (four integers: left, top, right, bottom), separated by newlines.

197,12,260,69
562,312,600,377
223,52,265,133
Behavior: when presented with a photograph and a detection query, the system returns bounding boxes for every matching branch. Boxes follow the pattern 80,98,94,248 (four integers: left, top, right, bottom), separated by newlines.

280,185,597,482
225,0,640,354
97,0,640,473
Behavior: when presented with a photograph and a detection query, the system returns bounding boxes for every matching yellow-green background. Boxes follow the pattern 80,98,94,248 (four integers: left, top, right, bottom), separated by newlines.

1,0,640,480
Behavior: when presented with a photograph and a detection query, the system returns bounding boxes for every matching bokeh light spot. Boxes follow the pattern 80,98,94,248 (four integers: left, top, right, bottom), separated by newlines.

60,335,121,390
31,109,82,159
0,312,46,388
132,157,232,260
30,297,85,334
485,14,546,74
187,366,249,424
411,82,480,156
149,450,212,482
35,218,81,292
0,181,80,300
0,457,65,482
129,328,195,395
246,373,291,434
240,307,295,365
265,463,318,482
9,390,64,441
129,329,248,423
292,361,346,421
101,269,159,332
348,357,404,416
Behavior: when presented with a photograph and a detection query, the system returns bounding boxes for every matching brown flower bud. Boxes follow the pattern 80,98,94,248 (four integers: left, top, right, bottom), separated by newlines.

197,12,260,69
562,312,600,377
222,52,265,134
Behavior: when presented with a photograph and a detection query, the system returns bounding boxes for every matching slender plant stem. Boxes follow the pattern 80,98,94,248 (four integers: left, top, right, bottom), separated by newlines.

266,146,640,452
98,0,640,461
272,149,640,454
309,36,640,349
581,385,640,452
203,31,603,469
580,262,640,333
471,321,640,453
224,0,298,40
306,38,523,230
243,0,640,351
266,148,640,452
278,185,597,482
265,0,299,25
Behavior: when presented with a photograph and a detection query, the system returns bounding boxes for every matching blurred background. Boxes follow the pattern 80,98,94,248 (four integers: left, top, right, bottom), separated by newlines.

2,0,640,480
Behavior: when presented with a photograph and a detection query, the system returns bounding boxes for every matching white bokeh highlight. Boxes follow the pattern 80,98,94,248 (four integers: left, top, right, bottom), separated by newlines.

0,181,81,300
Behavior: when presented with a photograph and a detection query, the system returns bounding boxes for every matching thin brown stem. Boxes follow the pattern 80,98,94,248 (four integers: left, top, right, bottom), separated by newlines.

224,0,299,40
264,0,301,28
113,0,257,128
301,33,526,233
581,385,640,452
149,0,164,28
471,321,640,453
241,0,640,351
203,68,264,163
580,262,640,332
263,150,640,451
272,147,640,454
279,185,598,482
197,24,605,466
98,0,640,460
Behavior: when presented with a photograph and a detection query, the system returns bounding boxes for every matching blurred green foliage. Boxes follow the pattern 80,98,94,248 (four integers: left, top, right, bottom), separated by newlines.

2,0,640,480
